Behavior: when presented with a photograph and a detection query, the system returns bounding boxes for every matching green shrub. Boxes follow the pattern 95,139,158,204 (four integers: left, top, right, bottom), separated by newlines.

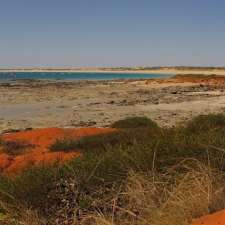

49,131,124,152
0,165,59,209
111,116,158,129
185,113,225,133
50,127,161,153
70,129,151,153
49,138,78,152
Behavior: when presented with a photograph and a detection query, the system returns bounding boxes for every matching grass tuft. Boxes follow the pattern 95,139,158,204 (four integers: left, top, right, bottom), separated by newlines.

49,138,78,152
185,113,225,133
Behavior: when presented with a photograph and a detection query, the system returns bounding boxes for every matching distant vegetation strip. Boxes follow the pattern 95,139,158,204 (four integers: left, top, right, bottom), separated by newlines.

1,66,225,72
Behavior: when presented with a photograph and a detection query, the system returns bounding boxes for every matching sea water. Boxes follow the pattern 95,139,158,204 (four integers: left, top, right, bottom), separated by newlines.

0,72,173,81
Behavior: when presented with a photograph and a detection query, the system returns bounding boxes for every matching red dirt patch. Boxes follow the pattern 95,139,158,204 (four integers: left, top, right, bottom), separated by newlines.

0,127,115,175
146,74,225,86
173,74,225,86
191,209,225,225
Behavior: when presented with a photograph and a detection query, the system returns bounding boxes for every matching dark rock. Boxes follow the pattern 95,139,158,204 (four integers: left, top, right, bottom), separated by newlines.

2,129,21,134
71,121,97,127
25,127,33,131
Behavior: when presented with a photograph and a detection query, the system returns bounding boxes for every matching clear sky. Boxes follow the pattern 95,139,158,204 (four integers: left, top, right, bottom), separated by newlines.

0,0,225,68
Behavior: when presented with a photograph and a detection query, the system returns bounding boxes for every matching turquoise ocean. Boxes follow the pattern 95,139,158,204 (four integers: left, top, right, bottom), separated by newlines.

0,72,172,81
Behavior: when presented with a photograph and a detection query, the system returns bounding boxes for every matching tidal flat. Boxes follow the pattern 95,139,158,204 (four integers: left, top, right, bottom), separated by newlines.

1,75,225,133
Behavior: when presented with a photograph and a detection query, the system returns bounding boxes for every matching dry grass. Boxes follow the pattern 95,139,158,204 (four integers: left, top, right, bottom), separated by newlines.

1,114,225,224
1,162,225,225
81,162,225,225
0,201,45,225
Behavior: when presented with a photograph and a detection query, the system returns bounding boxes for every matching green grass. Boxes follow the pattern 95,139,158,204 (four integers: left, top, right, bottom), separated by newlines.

49,138,78,152
50,127,161,154
185,113,225,133
1,114,225,224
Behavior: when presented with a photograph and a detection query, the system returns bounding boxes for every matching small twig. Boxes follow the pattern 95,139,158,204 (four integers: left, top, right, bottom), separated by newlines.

152,141,159,184
85,156,104,183
200,144,225,154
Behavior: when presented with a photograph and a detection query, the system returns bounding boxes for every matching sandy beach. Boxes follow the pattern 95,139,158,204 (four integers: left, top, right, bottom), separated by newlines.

1,67,225,75
1,74,225,133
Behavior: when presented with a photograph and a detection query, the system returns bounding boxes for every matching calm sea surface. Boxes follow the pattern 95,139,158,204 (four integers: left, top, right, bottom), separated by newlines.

0,72,173,81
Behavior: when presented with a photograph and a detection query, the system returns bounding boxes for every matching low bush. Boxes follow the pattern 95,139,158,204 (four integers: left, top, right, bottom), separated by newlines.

111,116,159,129
185,113,225,133
49,138,78,152
50,127,161,154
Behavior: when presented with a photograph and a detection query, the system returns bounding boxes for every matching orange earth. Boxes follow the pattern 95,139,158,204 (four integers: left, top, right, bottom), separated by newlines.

146,74,225,86
0,127,115,175
190,209,225,225
1,127,225,225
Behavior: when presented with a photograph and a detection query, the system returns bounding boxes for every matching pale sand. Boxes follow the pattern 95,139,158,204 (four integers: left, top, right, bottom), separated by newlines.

1,67,225,75
1,77,225,133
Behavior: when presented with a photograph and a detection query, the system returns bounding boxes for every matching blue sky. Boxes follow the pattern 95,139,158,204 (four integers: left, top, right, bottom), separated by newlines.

0,0,225,67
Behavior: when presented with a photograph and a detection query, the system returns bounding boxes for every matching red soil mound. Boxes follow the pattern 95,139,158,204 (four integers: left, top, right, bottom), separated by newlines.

0,127,115,175
174,75,225,86
146,75,225,86
191,209,225,225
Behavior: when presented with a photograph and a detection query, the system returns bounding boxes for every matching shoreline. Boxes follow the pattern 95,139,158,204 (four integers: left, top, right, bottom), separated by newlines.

1,68,225,75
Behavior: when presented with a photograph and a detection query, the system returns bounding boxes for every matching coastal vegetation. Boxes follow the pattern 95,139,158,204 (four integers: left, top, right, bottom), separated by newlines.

0,114,225,224
1,66,225,73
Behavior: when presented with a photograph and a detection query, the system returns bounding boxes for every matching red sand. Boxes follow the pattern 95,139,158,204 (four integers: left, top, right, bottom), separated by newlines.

0,127,115,175
174,76,225,86
146,75,225,87
190,210,225,225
